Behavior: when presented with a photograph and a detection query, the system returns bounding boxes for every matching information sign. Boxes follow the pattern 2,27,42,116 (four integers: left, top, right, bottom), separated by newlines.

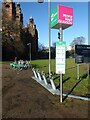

56,41,66,74
75,45,90,63
51,5,73,30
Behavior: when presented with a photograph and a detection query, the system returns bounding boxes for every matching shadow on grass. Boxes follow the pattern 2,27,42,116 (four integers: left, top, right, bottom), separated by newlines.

63,77,71,84
62,72,88,101
80,73,88,80
31,64,39,68
63,80,82,102
53,75,59,81
56,77,71,89
66,66,76,70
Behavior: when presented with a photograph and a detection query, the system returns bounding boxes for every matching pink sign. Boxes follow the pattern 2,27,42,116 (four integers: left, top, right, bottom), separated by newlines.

58,5,73,26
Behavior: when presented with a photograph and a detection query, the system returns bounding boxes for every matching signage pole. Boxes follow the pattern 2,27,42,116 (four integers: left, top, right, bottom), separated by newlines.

60,27,63,40
59,26,63,103
60,72,63,102
77,64,79,80
87,63,90,78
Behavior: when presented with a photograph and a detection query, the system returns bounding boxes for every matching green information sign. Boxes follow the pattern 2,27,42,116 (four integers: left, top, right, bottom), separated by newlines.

51,6,58,28
56,41,66,74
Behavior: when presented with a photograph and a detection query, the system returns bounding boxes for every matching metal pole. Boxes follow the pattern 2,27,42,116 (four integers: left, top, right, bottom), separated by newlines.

30,43,31,63
88,2,90,78
87,63,90,78
77,64,79,80
48,0,51,78
60,73,63,102
27,43,31,63
60,27,63,41
59,26,63,103
38,0,51,78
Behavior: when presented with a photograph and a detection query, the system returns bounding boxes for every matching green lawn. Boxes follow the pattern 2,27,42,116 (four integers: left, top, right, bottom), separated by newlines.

2,59,89,96
1,61,11,64
31,58,89,96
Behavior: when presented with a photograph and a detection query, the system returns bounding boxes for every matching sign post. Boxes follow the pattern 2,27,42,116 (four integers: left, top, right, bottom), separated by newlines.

60,71,63,102
87,63,90,78
51,4,73,103
75,45,90,79
56,40,66,103
60,27,63,103
77,64,80,80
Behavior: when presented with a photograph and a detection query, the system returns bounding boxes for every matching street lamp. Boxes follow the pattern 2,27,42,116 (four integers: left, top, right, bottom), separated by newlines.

38,0,51,78
38,0,44,3
27,43,31,63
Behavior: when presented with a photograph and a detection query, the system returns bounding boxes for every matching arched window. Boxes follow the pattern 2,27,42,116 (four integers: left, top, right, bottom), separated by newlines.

5,4,10,9
16,16,19,21
16,16,19,18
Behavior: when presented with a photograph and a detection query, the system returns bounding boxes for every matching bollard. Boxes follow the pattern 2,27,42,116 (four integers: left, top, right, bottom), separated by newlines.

50,77,56,90
37,69,42,81
32,68,38,78
42,71,48,85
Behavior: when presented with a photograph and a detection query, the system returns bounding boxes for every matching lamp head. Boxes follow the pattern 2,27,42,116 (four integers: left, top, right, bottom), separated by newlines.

38,0,44,3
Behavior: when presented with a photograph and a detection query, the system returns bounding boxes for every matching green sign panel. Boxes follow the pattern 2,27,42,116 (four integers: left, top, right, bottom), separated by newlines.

51,6,58,28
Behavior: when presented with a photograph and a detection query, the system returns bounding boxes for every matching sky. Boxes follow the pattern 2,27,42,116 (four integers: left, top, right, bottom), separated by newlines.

20,2,88,48
0,1,88,48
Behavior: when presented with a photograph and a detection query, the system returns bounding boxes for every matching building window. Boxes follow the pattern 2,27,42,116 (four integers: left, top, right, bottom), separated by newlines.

5,4,10,9
16,16,19,19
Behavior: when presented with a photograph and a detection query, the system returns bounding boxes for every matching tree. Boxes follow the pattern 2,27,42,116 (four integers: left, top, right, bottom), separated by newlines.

51,42,56,59
0,7,2,31
69,36,85,58
2,8,25,60
70,36,85,47
38,42,46,52
38,43,47,59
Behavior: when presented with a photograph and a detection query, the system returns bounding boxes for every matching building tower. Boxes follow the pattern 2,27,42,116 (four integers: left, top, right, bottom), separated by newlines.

2,0,16,20
2,1,38,60
27,17,38,59
27,16,35,37
16,2,23,25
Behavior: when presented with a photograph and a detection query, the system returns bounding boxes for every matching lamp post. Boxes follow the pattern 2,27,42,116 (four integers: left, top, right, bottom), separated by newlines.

38,0,44,3
38,0,51,78
10,34,16,60
48,0,51,78
27,43,31,63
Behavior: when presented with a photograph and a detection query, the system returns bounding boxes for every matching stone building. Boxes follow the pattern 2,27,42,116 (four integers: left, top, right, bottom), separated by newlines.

27,17,38,59
2,0,38,60
23,17,38,59
2,0,23,24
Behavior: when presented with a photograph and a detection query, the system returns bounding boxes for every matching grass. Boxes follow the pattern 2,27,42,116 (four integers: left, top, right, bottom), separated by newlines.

2,59,89,96
1,61,11,64
31,58,89,96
